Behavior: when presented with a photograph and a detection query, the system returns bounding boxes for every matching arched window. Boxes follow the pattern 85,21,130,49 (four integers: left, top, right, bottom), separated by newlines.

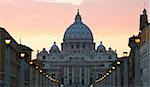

43,56,46,59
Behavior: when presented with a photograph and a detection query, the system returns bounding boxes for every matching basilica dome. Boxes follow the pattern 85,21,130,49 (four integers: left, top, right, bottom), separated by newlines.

63,10,93,42
97,42,106,52
49,42,60,53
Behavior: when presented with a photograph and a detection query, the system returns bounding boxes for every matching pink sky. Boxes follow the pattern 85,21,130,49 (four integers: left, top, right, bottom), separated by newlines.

0,0,149,59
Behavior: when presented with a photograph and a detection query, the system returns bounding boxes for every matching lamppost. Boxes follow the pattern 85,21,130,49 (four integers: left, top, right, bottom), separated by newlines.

134,36,141,87
4,37,11,87
19,52,26,87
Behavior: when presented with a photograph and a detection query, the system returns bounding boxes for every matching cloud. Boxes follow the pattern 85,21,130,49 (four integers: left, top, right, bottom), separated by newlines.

35,0,82,5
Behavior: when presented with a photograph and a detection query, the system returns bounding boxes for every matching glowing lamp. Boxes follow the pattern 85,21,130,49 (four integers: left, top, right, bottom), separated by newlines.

117,61,121,65
29,61,33,65
5,38,11,45
112,66,116,70
36,66,39,69
135,38,141,44
109,70,112,73
40,70,42,73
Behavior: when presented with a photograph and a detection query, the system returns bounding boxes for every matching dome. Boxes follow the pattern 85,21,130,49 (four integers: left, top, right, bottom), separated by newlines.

97,41,106,52
63,10,93,42
50,42,60,53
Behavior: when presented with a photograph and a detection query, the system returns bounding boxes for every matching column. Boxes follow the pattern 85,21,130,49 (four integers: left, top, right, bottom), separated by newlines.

134,46,141,87
87,67,90,85
40,74,42,87
67,67,69,85
4,47,11,87
72,67,74,84
64,67,67,86
79,67,82,84
116,66,121,87
85,67,87,85
19,61,24,87
123,59,128,87
112,70,116,87
35,71,39,87
29,66,33,86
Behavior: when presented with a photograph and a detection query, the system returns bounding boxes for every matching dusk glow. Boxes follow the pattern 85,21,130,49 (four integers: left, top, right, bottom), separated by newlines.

0,0,149,59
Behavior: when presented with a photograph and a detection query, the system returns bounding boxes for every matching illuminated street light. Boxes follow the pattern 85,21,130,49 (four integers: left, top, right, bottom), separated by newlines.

5,38,11,45
109,70,112,73
117,61,121,65
46,74,49,78
106,72,109,76
20,52,25,58
112,66,116,70
35,66,39,70
40,69,43,73
29,61,33,65
134,37,141,44
43,73,45,76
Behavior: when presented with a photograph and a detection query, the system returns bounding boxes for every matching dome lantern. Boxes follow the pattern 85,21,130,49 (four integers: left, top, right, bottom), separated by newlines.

75,9,82,23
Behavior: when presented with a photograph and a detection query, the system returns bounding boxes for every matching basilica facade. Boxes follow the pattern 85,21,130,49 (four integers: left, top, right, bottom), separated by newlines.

37,11,117,87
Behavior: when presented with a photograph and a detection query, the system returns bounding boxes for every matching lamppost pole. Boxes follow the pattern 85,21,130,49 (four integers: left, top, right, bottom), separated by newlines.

134,36,141,87
4,37,11,87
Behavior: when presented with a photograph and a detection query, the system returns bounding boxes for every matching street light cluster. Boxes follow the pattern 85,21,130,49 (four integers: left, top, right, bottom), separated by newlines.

4,38,60,84
94,60,121,83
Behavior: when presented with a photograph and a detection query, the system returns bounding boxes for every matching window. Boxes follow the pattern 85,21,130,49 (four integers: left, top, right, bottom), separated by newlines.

90,77,93,84
71,45,73,48
69,57,72,60
77,45,79,48
51,74,55,78
99,57,101,59
82,79,84,85
61,78,64,84
83,45,85,48
82,57,84,59
43,56,46,59
98,74,102,78
98,64,104,67
69,80,72,84
109,55,112,59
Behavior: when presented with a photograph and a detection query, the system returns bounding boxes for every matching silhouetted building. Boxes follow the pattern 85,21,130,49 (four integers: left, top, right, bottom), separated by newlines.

128,9,150,87
0,27,33,87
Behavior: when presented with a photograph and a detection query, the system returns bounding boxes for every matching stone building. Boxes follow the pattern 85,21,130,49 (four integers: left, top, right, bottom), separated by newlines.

37,10,117,87
0,27,32,87
128,9,150,87
138,9,150,87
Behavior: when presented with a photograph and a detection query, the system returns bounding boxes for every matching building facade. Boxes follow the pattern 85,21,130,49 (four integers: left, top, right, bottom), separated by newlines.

0,27,52,87
0,27,32,87
37,11,117,87
128,9,150,87
138,9,150,87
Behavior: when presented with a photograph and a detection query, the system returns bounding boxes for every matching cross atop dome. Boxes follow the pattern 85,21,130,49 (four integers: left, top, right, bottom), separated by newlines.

75,9,82,22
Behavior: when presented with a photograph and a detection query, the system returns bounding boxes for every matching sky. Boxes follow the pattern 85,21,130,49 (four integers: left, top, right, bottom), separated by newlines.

0,0,149,59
